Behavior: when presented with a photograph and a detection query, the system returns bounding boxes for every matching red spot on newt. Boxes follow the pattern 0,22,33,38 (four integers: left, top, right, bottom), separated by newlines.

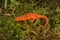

15,13,48,28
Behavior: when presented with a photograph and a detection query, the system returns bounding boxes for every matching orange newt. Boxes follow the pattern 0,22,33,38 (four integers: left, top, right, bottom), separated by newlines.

15,13,48,28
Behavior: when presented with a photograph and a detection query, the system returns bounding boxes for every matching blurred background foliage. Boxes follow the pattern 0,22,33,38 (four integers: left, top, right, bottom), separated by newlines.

0,0,60,40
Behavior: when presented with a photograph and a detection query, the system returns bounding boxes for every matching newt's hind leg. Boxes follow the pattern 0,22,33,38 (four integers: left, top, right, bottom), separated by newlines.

31,19,35,23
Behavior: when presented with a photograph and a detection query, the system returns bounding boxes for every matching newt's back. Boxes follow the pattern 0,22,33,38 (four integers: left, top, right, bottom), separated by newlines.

26,13,39,19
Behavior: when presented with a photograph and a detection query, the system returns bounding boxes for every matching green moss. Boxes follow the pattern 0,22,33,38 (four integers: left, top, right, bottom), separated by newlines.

0,0,60,40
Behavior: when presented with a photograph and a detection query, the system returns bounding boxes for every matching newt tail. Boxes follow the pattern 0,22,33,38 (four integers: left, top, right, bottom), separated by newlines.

38,15,48,28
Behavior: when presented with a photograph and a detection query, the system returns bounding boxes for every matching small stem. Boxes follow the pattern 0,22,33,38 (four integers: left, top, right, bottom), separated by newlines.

5,0,7,9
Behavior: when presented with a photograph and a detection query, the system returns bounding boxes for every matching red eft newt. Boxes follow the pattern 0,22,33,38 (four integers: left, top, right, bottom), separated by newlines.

15,13,48,28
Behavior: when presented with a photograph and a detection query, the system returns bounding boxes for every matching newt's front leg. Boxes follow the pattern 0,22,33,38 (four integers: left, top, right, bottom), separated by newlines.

24,21,27,26
30,19,35,23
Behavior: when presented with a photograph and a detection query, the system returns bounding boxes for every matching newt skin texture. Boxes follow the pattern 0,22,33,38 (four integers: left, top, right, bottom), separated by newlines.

16,13,48,28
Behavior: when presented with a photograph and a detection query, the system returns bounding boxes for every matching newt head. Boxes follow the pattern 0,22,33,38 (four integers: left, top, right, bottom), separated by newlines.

15,15,27,22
